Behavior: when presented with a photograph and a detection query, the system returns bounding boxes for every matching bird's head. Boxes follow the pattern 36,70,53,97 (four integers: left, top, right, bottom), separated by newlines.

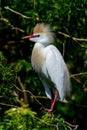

23,23,54,46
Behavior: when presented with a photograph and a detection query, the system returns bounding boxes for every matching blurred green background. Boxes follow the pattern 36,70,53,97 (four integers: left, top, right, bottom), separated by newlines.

0,0,87,129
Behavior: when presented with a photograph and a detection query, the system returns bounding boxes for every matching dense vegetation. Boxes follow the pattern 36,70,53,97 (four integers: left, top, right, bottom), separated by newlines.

0,0,87,129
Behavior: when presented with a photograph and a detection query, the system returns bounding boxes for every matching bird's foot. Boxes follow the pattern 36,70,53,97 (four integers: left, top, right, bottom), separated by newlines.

40,106,53,113
43,107,54,113
43,107,55,118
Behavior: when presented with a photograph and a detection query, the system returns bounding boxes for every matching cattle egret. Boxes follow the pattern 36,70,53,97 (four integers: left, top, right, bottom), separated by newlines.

23,23,70,112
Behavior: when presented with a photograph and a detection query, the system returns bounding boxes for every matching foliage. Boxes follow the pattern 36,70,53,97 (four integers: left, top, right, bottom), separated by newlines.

0,0,87,129
0,52,17,116
35,113,68,130
0,107,72,130
0,108,36,130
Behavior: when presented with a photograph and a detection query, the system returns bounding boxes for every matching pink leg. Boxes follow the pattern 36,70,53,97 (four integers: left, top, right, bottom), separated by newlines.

44,90,58,113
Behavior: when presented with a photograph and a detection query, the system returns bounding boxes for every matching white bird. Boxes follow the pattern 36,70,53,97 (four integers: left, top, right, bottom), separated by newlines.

23,23,71,112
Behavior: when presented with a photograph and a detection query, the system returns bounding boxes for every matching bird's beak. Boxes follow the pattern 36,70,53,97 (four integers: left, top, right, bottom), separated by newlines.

22,34,40,39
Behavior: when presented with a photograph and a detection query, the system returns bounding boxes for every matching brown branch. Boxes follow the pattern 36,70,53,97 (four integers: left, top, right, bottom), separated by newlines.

13,83,44,108
31,95,48,99
4,6,31,19
13,91,25,106
65,121,79,130
18,76,29,108
58,31,87,42
70,72,87,78
58,31,87,48
0,17,25,33
70,72,87,84
0,103,18,108
71,76,81,84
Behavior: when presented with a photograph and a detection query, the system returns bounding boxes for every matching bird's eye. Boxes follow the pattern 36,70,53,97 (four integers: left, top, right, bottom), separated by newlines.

35,34,40,37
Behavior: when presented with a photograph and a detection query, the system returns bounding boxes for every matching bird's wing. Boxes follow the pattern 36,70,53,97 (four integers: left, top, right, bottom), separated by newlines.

45,45,67,100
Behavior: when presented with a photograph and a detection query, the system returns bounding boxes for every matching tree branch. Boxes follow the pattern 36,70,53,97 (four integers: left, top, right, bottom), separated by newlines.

70,72,87,84
58,31,87,42
4,6,31,19
0,17,25,33
13,83,44,108
18,76,29,108
65,121,79,130
58,31,87,48
0,103,18,108
70,72,87,78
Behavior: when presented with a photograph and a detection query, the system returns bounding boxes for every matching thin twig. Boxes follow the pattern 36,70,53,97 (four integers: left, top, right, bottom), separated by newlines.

58,31,87,42
13,84,44,108
13,83,87,109
71,76,81,84
35,116,78,130
65,27,87,49
58,31,87,48
35,116,59,130
0,17,25,33
70,72,87,78
31,95,48,99
4,6,31,19
70,72,87,84
65,121,79,130
0,103,18,108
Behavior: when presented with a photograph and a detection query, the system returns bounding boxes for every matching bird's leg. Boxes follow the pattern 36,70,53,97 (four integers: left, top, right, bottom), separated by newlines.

51,99,54,106
49,90,58,112
44,90,58,113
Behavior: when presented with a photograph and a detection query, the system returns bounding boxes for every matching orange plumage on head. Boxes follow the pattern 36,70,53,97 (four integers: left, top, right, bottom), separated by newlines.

34,23,51,33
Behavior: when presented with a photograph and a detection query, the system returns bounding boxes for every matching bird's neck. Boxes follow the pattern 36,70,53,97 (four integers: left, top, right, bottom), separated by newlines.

34,42,44,48
34,42,50,49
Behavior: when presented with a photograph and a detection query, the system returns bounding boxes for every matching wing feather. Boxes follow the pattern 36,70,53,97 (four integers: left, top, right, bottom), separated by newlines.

45,45,70,100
